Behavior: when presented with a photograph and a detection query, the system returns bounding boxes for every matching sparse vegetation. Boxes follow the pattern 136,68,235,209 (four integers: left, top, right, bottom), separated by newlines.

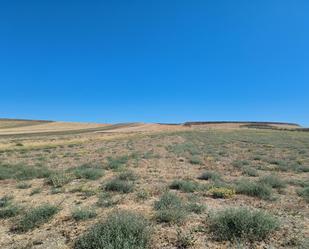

74,211,150,249
236,179,272,200
198,171,221,181
46,172,72,187
297,187,309,202
170,180,199,192
104,178,134,193
70,164,104,180
72,207,97,221
208,187,235,199
14,204,59,232
259,174,286,189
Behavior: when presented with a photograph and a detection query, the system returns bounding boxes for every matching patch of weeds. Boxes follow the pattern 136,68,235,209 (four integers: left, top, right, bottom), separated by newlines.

30,187,42,196
72,207,97,221
104,178,134,193
0,195,13,207
170,180,199,193
13,204,59,232
117,170,138,181
259,174,286,189
0,205,21,219
288,179,309,188
0,163,51,180
46,172,73,187
242,167,259,177
186,202,206,214
136,189,150,201
189,155,203,165
168,142,200,157
154,192,187,224
97,192,119,207
74,211,150,249
208,187,235,199
70,164,104,180
296,165,309,172
16,182,32,189
209,207,279,241
232,160,250,169
198,171,221,181
106,155,129,170
236,179,272,200
176,228,196,249
50,187,65,194
297,187,309,202
70,185,96,197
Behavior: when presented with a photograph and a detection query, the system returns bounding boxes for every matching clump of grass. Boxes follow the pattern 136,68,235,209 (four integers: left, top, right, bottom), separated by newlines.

136,189,150,201
259,174,286,189
70,164,104,180
46,172,72,187
198,171,221,181
0,163,51,180
104,179,134,193
106,155,129,170
0,203,21,219
169,180,199,193
50,187,65,194
209,207,279,241
16,182,32,189
176,228,196,249
232,160,250,169
117,170,138,181
30,187,42,196
0,195,13,207
70,185,96,197
297,187,309,202
74,211,150,249
154,192,187,224
208,187,235,199
189,155,203,165
72,207,97,221
186,202,206,214
242,167,259,177
236,179,272,200
14,204,59,232
296,165,309,172
97,192,119,207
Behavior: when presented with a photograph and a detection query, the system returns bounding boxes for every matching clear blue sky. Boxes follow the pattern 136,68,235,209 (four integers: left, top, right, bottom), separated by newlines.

1,1,308,125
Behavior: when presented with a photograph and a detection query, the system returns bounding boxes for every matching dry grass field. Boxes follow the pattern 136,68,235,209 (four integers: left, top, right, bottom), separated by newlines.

0,119,308,249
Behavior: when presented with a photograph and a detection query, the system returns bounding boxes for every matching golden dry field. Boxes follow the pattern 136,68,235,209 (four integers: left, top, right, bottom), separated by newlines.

0,119,308,249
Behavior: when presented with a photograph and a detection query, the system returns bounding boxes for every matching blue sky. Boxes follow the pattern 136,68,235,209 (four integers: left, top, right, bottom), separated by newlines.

1,1,308,125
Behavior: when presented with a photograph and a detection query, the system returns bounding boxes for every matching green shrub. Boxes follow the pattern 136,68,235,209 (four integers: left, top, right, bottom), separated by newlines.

198,171,221,181
297,187,309,202
117,170,137,181
136,190,150,201
176,229,196,249
104,179,134,193
0,195,13,208
72,208,97,221
16,182,32,189
154,192,187,224
232,160,250,168
74,211,150,249
169,180,199,193
259,174,286,189
186,202,206,214
0,205,21,219
97,192,119,207
46,172,72,187
0,163,51,180
70,164,104,180
236,179,272,200
30,187,42,196
242,167,259,177
189,155,203,165
106,155,129,170
209,207,279,241
14,204,59,232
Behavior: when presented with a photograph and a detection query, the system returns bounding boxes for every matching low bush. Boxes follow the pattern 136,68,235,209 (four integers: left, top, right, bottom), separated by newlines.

259,174,286,189
104,179,134,193
106,155,129,170
186,202,206,214
0,163,51,180
209,207,279,241
16,182,32,189
198,171,221,181
169,180,199,193
232,160,250,169
154,192,187,224
46,172,72,187
208,187,235,199
0,205,21,219
14,204,59,232
297,187,309,202
236,179,272,200
0,195,13,208
30,187,42,196
242,167,259,177
72,208,97,221
117,170,138,181
74,211,150,249
97,192,120,207
189,155,203,165
70,164,104,180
